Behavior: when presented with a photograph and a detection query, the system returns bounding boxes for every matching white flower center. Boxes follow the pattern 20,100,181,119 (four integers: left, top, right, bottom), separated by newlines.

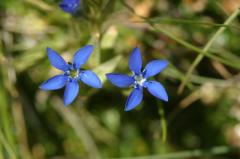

66,69,80,79
133,74,146,87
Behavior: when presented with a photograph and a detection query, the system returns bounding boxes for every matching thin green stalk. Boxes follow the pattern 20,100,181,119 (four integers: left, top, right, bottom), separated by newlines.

1,39,19,159
95,32,101,65
178,8,240,93
162,64,193,89
121,0,240,69
120,0,240,87
12,100,32,159
0,61,16,155
110,146,235,159
0,138,4,159
52,98,101,159
158,104,167,142
135,17,240,30
90,23,102,67
149,24,240,69
190,74,228,87
0,129,17,159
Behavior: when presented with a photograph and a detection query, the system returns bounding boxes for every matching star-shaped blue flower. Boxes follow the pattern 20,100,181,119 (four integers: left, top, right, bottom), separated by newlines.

40,45,102,106
59,0,80,14
106,47,168,111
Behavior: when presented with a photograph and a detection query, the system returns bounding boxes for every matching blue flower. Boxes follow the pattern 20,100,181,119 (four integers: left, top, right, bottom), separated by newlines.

59,0,80,14
106,47,168,111
40,45,102,106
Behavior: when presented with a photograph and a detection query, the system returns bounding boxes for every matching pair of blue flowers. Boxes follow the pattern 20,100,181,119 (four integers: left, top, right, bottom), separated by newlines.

40,45,168,111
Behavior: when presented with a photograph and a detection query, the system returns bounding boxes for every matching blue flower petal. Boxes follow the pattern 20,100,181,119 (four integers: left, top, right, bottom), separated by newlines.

59,0,80,14
125,87,143,111
39,75,68,90
144,60,168,78
129,47,142,74
106,73,134,88
64,80,79,106
47,47,69,71
72,45,93,69
145,81,168,101
61,0,79,3
80,70,102,88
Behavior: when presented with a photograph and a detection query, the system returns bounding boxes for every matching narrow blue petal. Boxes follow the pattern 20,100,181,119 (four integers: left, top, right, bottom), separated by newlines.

80,70,102,88
64,80,79,106
72,45,93,69
59,5,75,14
145,81,168,101
61,0,79,3
39,75,67,90
125,88,143,111
47,47,69,71
106,73,134,88
129,47,142,74
144,60,168,78
59,0,80,14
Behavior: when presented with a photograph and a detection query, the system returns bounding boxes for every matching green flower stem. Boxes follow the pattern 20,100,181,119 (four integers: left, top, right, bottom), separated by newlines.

110,146,235,159
178,9,240,93
120,0,240,87
140,17,240,30
0,145,3,159
0,46,16,156
95,32,101,65
90,22,102,67
149,24,240,69
0,129,16,159
121,0,240,69
158,104,167,143
52,98,102,159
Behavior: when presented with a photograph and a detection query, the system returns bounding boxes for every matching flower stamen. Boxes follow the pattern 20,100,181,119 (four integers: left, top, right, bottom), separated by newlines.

133,74,146,87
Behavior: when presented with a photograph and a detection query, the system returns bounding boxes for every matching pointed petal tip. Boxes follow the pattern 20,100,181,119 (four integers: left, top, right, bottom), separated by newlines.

64,97,76,106
39,85,45,90
46,47,53,54
64,80,79,106
124,88,143,111
162,96,168,102
105,73,112,79
133,47,140,52
161,60,169,68
106,73,113,78
97,83,103,88
85,44,94,48
160,60,169,65
82,45,94,51
64,101,71,107
39,75,67,90
124,107,133,111
93,82,103,89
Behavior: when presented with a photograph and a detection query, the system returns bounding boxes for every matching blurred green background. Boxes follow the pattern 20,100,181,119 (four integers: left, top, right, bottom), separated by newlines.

1,0,240,158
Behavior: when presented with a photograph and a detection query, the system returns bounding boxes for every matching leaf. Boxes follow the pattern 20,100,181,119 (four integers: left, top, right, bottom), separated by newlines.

101,26,118,49
14,51,45,72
